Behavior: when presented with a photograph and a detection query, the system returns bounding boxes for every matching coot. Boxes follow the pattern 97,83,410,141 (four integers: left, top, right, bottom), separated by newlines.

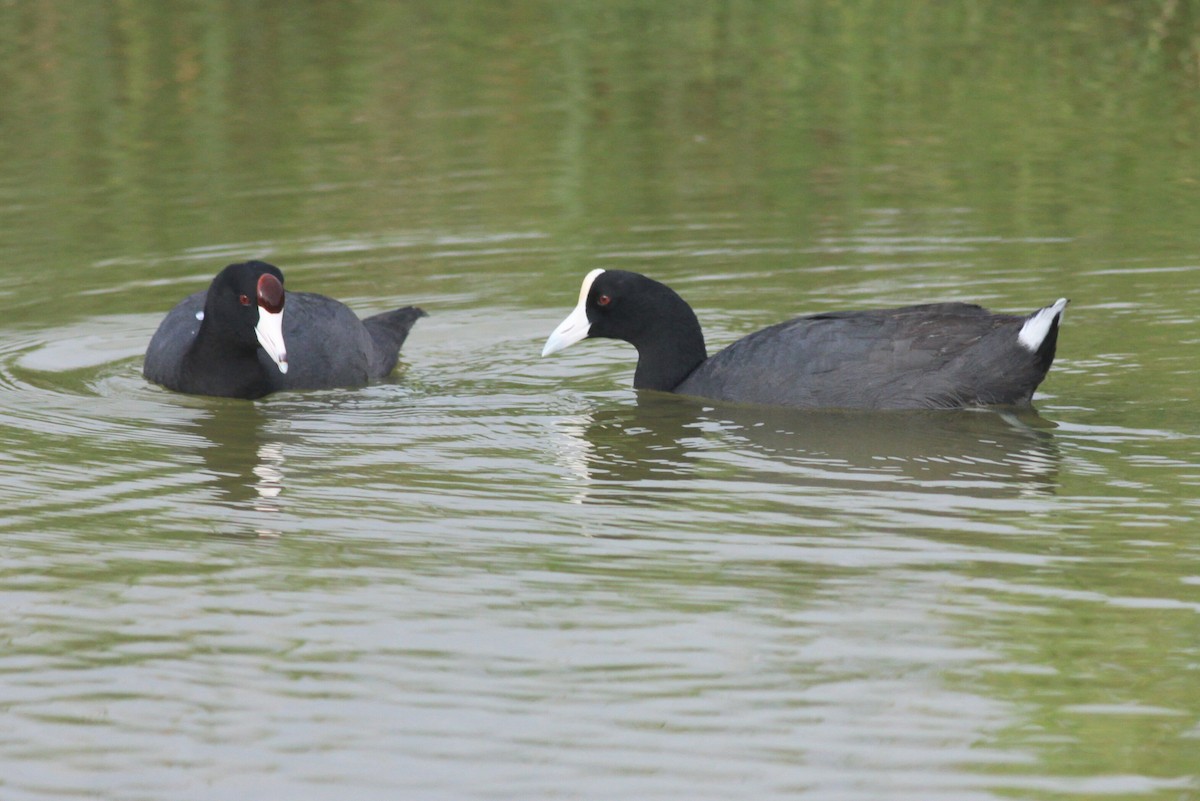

144,261,425,399
542,269,1068,409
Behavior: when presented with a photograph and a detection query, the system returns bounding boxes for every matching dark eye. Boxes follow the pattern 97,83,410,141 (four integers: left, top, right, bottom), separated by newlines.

239,294,251,306
596,294,611,307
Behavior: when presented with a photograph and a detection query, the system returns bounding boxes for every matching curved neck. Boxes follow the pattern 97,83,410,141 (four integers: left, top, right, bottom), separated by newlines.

628,291,708,392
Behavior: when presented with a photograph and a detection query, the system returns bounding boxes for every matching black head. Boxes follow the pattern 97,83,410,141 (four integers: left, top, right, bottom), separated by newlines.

542,269,708,391
203,261,289,373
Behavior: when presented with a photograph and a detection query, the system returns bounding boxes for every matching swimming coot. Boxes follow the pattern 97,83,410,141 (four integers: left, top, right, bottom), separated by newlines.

542,269,1068,410
144,261,426,399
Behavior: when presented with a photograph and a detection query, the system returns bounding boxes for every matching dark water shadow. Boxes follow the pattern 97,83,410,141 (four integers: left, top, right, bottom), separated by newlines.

566,392,1062,498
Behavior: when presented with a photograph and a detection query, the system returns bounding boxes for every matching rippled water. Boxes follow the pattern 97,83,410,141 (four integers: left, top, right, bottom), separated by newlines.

3,220,1198,800
4,4,1200,800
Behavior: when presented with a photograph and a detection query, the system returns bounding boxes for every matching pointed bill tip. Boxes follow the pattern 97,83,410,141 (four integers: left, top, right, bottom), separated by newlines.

255,306,289,374
542,269,604,357
542,304,591,356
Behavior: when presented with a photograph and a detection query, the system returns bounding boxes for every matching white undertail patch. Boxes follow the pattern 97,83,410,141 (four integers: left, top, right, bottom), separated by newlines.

1018,298,1069,352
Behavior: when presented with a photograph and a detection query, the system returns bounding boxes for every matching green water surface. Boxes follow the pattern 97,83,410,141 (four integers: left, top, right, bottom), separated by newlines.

1,3,1198,800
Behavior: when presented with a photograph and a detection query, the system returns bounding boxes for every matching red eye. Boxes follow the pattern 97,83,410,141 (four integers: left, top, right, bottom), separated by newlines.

239,294,251,306
597,294,611,307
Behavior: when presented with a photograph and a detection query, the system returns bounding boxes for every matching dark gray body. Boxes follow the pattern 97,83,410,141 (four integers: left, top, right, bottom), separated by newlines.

144,289,425,396
674,303,1054,409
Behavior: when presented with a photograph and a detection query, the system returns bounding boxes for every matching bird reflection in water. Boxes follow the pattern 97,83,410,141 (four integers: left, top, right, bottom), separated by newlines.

551,392,1062,505
190,402,287,536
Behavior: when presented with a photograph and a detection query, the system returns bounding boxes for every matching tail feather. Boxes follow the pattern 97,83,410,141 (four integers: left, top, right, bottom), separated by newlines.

363,306,427,377
1018,298,1068,352
1018,298,1068,373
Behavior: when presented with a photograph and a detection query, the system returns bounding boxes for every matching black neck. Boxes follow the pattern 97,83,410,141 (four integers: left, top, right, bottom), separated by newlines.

184,324,271,399
628,288,708,392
